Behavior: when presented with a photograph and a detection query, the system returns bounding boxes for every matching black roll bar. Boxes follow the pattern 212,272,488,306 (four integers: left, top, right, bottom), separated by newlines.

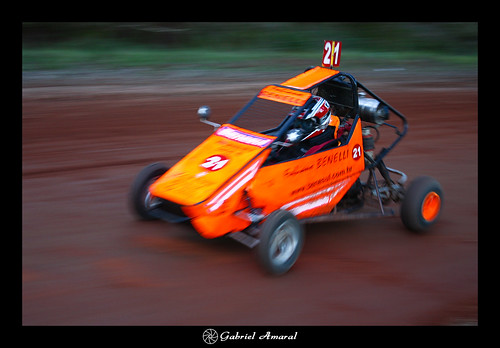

355,80,409,168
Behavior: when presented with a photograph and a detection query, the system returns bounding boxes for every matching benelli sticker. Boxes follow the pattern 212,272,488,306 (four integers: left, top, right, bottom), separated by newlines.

200,155,229,171
216,126,274,148
258,85,311,106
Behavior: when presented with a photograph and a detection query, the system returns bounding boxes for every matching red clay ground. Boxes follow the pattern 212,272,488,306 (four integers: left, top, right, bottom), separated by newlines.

22,70,477,325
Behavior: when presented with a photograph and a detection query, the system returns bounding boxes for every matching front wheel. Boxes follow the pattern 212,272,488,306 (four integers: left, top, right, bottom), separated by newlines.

129,163,168,220
400,176,443,233
256,210,304,276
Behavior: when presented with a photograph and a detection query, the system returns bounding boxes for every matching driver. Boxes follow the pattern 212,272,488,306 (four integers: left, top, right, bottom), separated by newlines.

272,96,340,161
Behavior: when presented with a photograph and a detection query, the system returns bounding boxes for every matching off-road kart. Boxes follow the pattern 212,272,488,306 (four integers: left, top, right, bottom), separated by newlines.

130,58,443,275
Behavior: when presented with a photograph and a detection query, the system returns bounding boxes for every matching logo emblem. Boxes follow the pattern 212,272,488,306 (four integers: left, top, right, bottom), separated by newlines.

200,155,229,171
203,329,218,344
352,144,362,161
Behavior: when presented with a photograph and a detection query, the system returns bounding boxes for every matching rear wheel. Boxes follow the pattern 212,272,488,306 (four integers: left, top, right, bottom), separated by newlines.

256,210,304,275
129,163,168,220
400,176,443,233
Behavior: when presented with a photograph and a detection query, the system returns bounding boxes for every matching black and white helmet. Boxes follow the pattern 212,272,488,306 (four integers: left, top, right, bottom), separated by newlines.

286,96,331,143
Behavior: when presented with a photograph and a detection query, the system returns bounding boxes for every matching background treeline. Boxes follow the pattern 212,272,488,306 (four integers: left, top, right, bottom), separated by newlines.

22,22,477,71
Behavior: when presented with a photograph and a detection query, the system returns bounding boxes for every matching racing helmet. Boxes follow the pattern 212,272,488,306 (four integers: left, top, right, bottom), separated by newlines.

285,96,331,143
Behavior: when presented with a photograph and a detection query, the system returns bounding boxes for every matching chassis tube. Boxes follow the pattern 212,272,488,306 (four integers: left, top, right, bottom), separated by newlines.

356,80,408,167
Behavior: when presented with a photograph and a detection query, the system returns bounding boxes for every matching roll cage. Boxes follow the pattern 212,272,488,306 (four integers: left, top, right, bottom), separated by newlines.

228,67,408,169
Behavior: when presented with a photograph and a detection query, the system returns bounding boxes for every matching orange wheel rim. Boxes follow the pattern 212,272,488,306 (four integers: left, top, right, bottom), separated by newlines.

422,191,441,222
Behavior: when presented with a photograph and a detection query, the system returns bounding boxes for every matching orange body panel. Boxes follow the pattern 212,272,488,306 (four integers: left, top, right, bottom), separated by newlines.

247,117,364,219
150,117,364,239
185,151,270,238
257,85,311,106
149,124,275,207
281,66,340,90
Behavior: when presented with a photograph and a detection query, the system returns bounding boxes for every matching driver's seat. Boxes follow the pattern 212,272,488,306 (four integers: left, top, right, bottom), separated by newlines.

303,115,340,156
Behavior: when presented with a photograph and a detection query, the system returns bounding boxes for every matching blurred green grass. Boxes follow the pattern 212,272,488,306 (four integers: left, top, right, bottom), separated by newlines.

22,22,477,72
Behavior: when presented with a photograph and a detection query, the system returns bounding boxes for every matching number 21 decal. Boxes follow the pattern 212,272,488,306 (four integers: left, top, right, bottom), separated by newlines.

322,40,342,68
200,155,229,171
352,144,362,161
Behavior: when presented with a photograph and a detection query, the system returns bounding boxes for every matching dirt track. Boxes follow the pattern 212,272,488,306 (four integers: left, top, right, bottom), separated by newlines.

22,69,477,325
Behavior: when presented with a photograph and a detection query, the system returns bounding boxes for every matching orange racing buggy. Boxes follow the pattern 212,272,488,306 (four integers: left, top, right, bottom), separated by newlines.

129,49,443,275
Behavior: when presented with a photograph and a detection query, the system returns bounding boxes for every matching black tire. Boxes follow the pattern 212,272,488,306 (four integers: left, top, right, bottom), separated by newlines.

256,210,304,275
400,176,443,233
129,163,168,220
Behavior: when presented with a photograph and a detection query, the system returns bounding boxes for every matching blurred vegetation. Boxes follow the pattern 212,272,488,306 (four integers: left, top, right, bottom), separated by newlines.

22,22,477,71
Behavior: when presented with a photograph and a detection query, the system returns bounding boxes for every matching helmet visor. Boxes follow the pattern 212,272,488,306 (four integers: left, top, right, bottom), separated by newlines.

294,117,318,133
